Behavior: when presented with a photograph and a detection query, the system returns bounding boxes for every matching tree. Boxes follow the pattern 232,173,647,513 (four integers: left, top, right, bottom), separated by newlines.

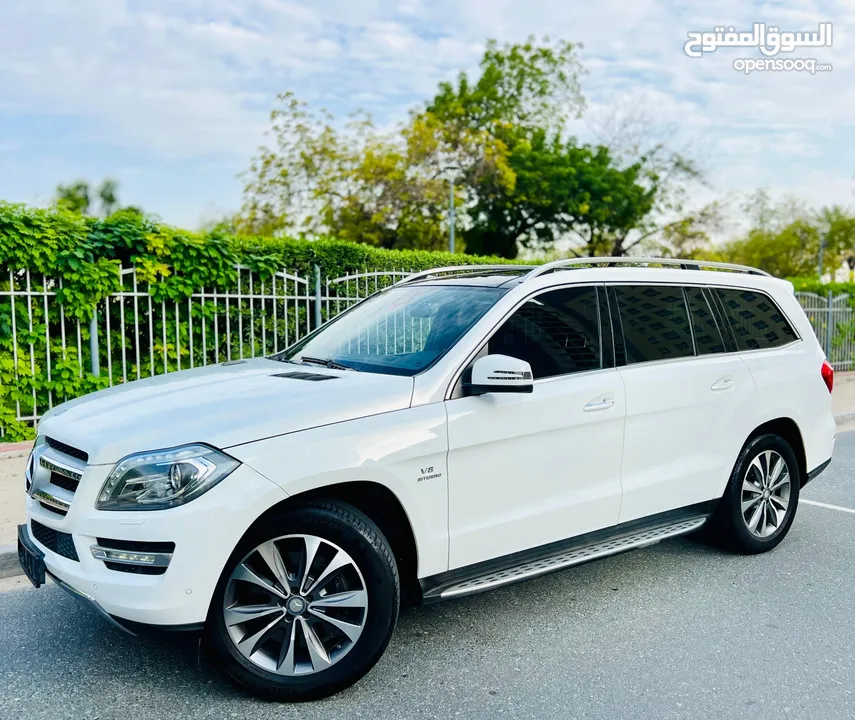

655,203,725,260
583,97,715,258
721,221,822,277
239,36,698,258
53,178,125,217
55,180,91,214
98,179,120,216
238,94,513,250
814,205,855,277
463,133,657,258
717,193,855,278
425,37,586,135
424,37,593,257
421,37,670,258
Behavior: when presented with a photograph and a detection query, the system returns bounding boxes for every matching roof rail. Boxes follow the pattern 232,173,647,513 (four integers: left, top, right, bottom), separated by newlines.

393,265,533,287
522,257,771,281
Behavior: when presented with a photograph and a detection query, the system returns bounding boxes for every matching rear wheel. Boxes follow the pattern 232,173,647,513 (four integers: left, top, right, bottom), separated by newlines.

709,433,800,554
207,501,399,701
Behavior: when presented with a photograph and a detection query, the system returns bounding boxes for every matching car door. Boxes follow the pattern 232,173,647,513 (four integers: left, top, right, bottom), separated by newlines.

612,283,756,524
445,284,626,570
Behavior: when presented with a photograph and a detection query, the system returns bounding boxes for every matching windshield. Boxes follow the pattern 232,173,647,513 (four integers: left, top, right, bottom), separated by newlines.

273,285,506,376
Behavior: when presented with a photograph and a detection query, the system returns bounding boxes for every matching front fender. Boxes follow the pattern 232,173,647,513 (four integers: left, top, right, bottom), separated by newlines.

225,404,450,578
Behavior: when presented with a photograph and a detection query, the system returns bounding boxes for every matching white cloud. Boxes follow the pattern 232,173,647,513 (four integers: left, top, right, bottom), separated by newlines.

0,0,852,229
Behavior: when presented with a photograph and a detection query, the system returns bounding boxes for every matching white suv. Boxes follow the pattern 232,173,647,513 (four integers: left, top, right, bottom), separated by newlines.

18,258,836,700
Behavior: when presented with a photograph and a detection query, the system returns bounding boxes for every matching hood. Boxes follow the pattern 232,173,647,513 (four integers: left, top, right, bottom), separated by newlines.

38,358,414,465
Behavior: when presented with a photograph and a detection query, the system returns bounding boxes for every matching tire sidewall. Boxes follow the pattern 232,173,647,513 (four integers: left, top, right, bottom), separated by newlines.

207,502,399,701
725,433,800,553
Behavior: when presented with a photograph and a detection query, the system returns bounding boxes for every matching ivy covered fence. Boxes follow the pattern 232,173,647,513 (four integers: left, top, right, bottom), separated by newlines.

0,203,529,439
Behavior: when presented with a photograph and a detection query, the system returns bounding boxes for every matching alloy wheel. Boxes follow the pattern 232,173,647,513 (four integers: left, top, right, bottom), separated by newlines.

741,450,791,539
223,534,368,676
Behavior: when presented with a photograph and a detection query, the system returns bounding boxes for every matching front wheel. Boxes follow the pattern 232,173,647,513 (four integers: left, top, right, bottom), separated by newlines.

207,501,400,701
709,433,801,554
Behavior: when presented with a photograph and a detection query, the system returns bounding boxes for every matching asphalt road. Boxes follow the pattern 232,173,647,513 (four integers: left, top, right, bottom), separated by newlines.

2,436,854,720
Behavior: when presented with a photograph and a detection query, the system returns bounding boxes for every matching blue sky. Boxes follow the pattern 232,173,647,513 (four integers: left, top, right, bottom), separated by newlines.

0,0,851,233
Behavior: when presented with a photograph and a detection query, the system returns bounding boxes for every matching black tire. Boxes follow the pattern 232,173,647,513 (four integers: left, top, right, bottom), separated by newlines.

206,500,400,701
707,433,800,554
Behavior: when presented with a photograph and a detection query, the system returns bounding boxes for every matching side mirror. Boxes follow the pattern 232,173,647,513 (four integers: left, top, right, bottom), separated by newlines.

463,354,534,396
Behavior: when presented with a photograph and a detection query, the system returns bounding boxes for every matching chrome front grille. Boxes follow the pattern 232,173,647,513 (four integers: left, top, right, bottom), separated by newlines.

29,438,89,517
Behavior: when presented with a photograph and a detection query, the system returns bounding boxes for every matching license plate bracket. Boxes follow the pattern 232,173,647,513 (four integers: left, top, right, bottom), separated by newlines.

17,524,45,588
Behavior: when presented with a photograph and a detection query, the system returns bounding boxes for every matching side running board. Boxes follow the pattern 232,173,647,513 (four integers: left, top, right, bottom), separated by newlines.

421,507,712,603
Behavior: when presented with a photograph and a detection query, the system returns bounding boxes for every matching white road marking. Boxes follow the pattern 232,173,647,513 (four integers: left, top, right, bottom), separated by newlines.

802,499,855,515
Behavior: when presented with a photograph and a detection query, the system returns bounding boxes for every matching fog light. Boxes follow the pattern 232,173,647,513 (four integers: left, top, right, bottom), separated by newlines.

90,545,172,568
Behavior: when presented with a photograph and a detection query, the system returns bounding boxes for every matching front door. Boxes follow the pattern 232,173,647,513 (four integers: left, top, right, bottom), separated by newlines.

445,285,626,570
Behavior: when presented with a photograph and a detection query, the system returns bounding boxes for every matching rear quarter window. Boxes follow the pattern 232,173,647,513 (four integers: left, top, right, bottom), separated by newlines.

714,288,798,351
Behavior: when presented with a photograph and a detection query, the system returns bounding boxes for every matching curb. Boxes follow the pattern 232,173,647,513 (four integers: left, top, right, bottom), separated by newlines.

835,412,855,427
0,441,33,459
0,544,20,580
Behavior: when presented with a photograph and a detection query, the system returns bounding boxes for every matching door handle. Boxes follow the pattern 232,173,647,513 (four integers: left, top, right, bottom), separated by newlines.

711,377,734,391
584,398,615,412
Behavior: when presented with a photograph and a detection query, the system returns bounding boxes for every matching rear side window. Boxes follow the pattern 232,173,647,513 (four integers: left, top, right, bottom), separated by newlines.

611,285,693,364
685,287,726,354
714,288,798,351
488,286,601,379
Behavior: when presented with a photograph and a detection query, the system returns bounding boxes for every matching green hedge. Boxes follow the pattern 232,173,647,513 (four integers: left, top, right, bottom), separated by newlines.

786,277,855,296
0,203,531,306
0,203,534,439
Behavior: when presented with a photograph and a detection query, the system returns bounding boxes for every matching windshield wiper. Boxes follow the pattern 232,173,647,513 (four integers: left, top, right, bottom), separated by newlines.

299,356,355,371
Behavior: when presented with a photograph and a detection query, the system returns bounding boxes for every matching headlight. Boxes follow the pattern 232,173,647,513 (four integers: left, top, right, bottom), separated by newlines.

96,444,240,511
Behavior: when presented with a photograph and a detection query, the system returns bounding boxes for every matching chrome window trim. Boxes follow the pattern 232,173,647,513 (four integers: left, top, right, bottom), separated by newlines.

443,279,803,400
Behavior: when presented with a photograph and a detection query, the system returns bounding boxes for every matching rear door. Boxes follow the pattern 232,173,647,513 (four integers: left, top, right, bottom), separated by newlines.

612,283,756,523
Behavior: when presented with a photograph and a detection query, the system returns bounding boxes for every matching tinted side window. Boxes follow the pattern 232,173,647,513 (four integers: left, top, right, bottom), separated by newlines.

488,286,601,379
612,285,694,364
685,287,726,354
714,288,798,350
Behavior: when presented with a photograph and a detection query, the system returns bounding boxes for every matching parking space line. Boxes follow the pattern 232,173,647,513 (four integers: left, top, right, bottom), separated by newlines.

802,499,855,515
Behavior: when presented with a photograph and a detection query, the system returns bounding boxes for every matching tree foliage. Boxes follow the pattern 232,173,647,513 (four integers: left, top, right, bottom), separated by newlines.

54,178,129,218
238,37,670,258
711,192,855,278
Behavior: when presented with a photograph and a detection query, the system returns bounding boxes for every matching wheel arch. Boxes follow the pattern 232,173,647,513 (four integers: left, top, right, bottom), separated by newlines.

747,417,808,486
241,480,421,606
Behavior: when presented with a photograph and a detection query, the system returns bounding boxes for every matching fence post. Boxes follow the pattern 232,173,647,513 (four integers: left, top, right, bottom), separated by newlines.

826,290,834,358
313,264,322,330
89,309,100,376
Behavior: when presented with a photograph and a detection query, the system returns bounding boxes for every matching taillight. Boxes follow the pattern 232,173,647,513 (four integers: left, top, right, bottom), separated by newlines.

821,360,834,393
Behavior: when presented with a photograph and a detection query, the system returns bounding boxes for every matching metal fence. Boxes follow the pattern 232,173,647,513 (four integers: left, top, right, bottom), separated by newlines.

1,264,415,433
794,291,855,371
2,269,854,432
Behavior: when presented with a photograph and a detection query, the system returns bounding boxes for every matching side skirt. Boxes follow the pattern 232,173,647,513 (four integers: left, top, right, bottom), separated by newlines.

420,501,717,603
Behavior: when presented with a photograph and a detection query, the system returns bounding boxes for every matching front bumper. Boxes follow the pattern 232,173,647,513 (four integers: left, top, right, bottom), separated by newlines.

24,462,288,628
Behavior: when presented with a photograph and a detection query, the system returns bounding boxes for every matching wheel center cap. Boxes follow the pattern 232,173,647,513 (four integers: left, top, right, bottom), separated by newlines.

286,596,307,614
763,489,771,499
